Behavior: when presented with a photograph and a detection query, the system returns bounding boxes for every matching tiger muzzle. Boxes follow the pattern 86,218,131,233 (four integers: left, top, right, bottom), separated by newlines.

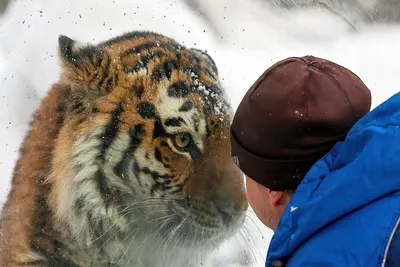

183,144,248,228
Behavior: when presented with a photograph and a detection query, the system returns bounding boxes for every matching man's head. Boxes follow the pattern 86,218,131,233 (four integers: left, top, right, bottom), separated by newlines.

230,56,372,230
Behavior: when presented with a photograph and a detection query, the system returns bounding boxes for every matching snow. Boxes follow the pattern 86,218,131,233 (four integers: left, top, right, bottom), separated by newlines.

1,0,400,266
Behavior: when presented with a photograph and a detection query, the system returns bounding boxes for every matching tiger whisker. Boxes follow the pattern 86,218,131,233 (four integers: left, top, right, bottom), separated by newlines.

237,230,256,265
162,214,189,255
95,208,171,251
89,206,168,241
245,213,265,237
146,214,180,255
241,223,265,263
113,228,140,267
89,202,177,222
188,223,199,264
123,216,177,267
110,227,140,265
112,216,172,266
163,214,189,263
87,209,133,246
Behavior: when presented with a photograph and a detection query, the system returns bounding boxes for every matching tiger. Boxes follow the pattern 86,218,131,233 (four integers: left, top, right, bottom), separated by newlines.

0,30,248,267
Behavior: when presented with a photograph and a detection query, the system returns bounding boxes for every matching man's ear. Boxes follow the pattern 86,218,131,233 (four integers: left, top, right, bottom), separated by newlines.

268,190,285,207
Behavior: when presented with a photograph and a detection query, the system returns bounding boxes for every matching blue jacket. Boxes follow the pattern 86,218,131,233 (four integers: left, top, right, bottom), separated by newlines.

265,92,400,267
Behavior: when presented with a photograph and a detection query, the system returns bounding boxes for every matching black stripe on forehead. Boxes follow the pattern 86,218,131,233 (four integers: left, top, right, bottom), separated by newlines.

137,102,157,119
150,62,213,83
151,59,180,81
167,82,190,98
165,117,186,127
121,41,180,58
179,101,193,112
135,101,168,139
124,50,168,74
141,51,167,65
141,52,217,84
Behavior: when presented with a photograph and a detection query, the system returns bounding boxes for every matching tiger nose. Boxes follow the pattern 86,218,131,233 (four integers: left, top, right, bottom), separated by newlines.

213,194,246,224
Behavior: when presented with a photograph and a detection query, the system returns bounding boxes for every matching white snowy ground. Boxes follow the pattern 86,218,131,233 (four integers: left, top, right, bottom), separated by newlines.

1,0,400,266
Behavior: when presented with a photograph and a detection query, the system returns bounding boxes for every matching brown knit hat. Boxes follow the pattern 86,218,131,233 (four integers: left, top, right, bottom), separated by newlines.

230,55,371,191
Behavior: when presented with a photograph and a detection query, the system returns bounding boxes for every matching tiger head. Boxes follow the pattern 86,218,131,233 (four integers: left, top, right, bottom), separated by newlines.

49,31,248,262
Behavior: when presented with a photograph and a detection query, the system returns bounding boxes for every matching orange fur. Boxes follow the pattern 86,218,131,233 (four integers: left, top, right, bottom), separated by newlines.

0,31,247,267
0,84,68,266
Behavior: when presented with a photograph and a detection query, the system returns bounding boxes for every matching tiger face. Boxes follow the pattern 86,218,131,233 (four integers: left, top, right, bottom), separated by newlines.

49,31,248,264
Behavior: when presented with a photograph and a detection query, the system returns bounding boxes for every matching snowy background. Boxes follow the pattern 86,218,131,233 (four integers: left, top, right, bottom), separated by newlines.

1,0,400,266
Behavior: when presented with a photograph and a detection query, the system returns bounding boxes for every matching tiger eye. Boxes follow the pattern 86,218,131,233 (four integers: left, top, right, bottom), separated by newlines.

174,133,190,148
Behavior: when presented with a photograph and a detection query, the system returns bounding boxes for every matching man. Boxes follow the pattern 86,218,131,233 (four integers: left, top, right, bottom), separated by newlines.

230,56,400,266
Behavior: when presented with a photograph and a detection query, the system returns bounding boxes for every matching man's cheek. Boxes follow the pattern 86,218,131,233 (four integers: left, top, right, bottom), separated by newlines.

245,179,259,209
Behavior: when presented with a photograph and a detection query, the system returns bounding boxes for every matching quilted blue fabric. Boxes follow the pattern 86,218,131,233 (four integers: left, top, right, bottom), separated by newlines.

265,92,400,267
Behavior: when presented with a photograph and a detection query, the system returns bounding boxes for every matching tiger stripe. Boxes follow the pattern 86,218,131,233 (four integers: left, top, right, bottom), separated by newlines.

0,30,248,267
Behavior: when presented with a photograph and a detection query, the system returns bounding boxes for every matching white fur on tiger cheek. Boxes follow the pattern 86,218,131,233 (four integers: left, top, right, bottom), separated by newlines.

134,146,166,193
102,133,135,194
53,127,130,244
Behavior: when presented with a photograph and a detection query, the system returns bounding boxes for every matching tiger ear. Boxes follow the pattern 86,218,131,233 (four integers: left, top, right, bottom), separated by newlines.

58,35,106,83
190,48,219,77
58,35,111,113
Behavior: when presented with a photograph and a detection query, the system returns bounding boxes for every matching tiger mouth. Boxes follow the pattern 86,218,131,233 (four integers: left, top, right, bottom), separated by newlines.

169,197,246,236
